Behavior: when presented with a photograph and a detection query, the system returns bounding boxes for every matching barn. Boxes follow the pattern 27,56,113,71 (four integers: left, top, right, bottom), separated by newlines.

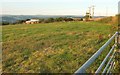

25,19,39,24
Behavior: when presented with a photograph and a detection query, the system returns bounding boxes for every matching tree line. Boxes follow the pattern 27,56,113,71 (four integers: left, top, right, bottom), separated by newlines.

2,17,83,25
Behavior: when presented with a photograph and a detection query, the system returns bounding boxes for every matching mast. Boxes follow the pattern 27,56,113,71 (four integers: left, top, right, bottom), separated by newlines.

92,5,95,18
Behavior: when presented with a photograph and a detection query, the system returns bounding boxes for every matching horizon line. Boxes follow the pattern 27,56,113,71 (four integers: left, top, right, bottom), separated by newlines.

1,14,116,16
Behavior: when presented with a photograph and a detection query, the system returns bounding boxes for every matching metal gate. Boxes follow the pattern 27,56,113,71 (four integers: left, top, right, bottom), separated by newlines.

75,32,119,74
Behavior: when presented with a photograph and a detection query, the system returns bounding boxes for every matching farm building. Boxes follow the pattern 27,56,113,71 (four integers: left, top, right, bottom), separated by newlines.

25,19,39,24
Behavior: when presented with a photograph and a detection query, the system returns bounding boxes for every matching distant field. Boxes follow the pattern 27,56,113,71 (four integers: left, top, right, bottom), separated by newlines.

2,21,117,73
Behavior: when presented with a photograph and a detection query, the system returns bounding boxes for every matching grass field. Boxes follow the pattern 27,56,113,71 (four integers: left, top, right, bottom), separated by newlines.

2,21,118,73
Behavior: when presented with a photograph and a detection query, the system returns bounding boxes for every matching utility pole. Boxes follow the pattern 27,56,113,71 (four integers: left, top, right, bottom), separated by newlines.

88,7,92,19
85,5,95,21
88,5,95,19
92,5,95,18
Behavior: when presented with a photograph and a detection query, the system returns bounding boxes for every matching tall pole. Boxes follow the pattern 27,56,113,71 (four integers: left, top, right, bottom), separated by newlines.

118,1,120,49
92,5,95,18
88,7,91,19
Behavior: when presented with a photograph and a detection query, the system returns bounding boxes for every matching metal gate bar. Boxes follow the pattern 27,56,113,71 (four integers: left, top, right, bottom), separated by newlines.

75,32,118,74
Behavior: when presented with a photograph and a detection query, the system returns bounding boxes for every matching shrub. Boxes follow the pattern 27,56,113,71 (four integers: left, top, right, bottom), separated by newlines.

44,18,54,23
97,16,113,23
39,19,44,23
64,18,73,22
16,20,25,24
2,22,10,25
55,17,64,22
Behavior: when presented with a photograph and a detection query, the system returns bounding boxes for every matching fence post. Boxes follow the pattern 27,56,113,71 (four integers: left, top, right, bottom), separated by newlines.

115,34,118,47
117,1,120,45
116,32,118,48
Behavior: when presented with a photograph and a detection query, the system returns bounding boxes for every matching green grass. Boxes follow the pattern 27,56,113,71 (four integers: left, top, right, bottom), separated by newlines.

2,21,117,73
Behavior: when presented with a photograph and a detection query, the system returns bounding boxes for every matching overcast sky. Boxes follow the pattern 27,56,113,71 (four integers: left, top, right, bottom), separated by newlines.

1,0,120,16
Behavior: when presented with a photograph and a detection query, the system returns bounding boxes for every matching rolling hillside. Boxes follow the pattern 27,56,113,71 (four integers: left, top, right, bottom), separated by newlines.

2,21,118,73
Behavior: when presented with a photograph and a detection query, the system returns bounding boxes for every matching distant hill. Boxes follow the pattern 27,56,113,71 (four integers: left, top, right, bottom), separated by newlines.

1,15,105,23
